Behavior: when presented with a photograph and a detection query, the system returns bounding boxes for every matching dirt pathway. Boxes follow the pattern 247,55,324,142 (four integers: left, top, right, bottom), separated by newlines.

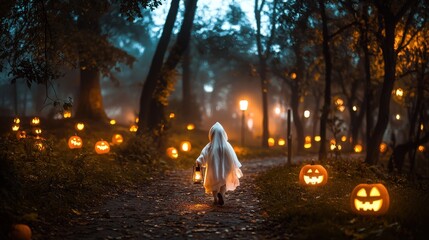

57,157,291,239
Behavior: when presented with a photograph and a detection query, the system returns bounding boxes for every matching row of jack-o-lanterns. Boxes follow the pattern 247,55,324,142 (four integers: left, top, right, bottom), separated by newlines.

298,164,390,216
68,134,124,154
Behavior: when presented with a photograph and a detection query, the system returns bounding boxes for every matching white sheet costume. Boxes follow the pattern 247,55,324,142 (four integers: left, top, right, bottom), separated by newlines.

196,122,243,199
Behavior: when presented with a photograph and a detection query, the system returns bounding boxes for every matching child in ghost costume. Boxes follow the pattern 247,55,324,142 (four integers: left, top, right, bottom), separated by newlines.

196,122,243,205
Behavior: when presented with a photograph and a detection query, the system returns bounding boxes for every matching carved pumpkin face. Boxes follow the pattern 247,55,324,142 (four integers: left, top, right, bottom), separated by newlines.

95,140,110,154
17,130,27,140
112,134,123,145
350,183,390,215
68,135,83,149
13,117,20,124
31,117,40,126
299,164,328,186
166,147,178,159
12,124,20,131
10,224,32,240
129,124,138,132
33,128,42,135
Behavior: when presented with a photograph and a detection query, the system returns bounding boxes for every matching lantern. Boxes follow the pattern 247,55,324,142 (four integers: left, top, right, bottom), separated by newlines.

166,147,178,159
299,164,328,186
31,117,40,126
94,140,110,154
34,138,45,151
75,122,85,131
350,183,390,215
129,124,138,132
180,141,192,152
10,224,32,240
12,124,20,131
112,134,124,145
193,163,204,184
68,135,83,149
16,130,27,140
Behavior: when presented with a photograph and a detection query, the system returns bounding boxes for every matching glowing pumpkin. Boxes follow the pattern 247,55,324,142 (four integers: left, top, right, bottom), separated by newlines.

350,183,390,215
112,134,124,145
129,124,138,132
10,224,32,240
278,138,286,146
13,117,20,124
299,164,328,186
31,117,40,126
304,136,312,149
12,124,20,131
68,135,83,149
34,138,45,151
94,140,110,154
63,110,72,118
16,130,27,140
380,143,388,153
33,128,42,135
180,141,191,152
268,137,275,147
166,147,178,159
75,122,85,131
354,144,363,153
109,119,116,125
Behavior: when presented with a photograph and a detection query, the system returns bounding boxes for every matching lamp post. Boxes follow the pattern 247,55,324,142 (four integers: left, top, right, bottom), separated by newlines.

239,100,248,146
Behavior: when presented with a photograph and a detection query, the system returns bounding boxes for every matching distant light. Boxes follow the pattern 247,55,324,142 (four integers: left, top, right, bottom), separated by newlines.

380,143,388,153
135,117,139,123
341,136,347,142
314,136,321,142
187,124,195,131
420,124,424,131
352,106,358,112
130,124,138,132
418,145,425,152
395,114,401,120
203,84,214,93
268,137,275,147
304,110,310,118
63,111,72,118
354,144,363,153
290,72,297,79
395,88,404,97
180,141,192,152
239,100,248,111
278,138,286,146
274,107,281,115
110,119,116,125
169,113,175,119
335,98,344,106
75,122,85,131
338,106,345,112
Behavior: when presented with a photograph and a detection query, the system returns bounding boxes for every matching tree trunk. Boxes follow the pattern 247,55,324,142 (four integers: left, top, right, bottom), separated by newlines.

137,0,180,135
365,13,396,165
75,66,108,121
181,47,192,124
318,0,332,162
149,0,198,132
290,84,304,153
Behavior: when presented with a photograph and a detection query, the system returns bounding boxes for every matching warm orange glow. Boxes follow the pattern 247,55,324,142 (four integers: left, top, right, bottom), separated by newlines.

34,128,42,135
314,136,321,142
290,72,297,79
34,139,45,151
268,137,275,147
239,100,249,111
380,143,388,153
354,144,363,153
95,140,110,154
418,145,425,152
351,183,390,216
12,124,20,131
335,98,344,106
420,124,424,131
63,111,72,118
110,119,116,125
304,110,310,118
75,122,85,131
299,164,328,186
338,106,345,112
129,124,138,132
186,124,195,131
31,117,40,126
278,138,286,146
112,134,124,145
68,135,83,149
13,117,20,124
304,136,312,149
395,88,404,97
169,112,175,119
395,114,401,120
166,147,179,159
180,141,192,152
341,136,347,142
352,106,358,112
16,130,27,140
135,117,139,123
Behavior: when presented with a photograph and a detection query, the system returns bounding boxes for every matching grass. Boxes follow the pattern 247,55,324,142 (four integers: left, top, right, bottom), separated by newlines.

255,156,429,239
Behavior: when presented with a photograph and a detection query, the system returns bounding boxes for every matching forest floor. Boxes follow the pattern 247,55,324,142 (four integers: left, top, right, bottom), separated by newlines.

44,157,289,239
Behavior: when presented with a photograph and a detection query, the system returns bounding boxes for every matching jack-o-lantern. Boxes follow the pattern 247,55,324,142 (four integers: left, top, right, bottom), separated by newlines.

112,134,124,145
12,124,20,131
166,147,178,159
299,164,328,186
129,124,138,132
350,183,390,215
33,127,42,135
34,137,45,151
268,137,275,147
180,141,191,152
95,140,110,154
63,110,72,118
16,130,27,140
68,135,83,149
75,122,85,131
31,117,40,126
10,224,32,240
13,117,20,124
354,144,363,153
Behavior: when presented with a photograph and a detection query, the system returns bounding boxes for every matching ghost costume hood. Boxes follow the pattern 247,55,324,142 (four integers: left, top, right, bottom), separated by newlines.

196,122,243,193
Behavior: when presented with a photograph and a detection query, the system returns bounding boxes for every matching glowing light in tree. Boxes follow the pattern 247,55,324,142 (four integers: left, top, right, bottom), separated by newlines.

135,117,139,123
395,88,404,97
341,136,347,142
304,110,310,118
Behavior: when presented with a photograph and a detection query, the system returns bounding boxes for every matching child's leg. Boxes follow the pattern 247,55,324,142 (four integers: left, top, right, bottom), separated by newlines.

217,185,226,206
212,191,218,204
220,185,226,197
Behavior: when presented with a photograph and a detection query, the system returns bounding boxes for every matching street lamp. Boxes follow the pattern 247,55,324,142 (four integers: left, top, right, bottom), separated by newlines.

239,100,249,146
